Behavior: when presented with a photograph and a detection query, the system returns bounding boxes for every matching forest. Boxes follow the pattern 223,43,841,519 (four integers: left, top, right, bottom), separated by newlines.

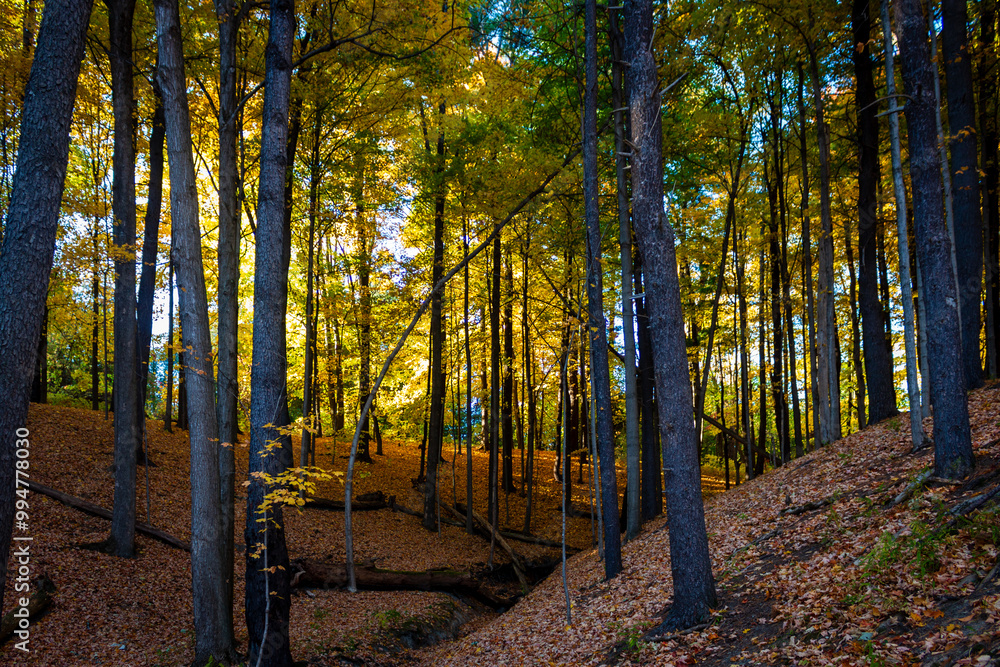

0,0,998,664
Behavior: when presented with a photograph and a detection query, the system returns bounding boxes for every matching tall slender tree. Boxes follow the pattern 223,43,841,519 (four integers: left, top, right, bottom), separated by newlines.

154,0,236,660
853,0,898,425
624,0,716,628
244,0,296,663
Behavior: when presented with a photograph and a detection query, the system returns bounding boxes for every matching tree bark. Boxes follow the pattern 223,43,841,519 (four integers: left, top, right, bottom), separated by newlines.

424,101,447,529
625,0,716,628
584,0,622,578
941,0,984,389
243,0,296,663
107,0,140,560
854,0,898,425
982,0,1000,377
153,0,236,661
213,0,241,638
895,0,975,479
881,0,928,448
0,0,91,612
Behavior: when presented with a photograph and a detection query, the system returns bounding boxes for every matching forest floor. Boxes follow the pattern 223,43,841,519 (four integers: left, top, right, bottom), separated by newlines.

0,386,997,666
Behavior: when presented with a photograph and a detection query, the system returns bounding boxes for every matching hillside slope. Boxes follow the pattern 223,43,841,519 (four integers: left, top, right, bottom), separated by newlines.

422,386,1000,666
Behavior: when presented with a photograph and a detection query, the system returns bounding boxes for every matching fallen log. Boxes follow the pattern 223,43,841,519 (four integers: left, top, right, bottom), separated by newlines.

26,480,190,551
889,469,932,508
290,560,518,609
0,576,55,646
438,500,529,592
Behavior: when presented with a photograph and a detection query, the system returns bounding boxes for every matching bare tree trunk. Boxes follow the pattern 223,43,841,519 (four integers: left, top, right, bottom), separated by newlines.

154,0,235,661
855,0,898,426
213,1,242,636
0,0,92,612
609,11,640,538
424,101,447,530
982,0,1000,378
625,0,716,627
107,0,139,560
240,0,296,662
895,0,975,479
584,0,621,578
941,0,984,389
798,61,820,450
165,259,173,432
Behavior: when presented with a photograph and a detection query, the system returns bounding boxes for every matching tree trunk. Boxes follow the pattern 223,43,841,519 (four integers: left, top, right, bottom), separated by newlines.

107,0,140,560
809,43,841,445
0,0,91,613
243,0,296,663
301,111,321,474
424,101,447,530
941,0,984,389
625,0,716,628
610,11,641,538
895,0,975,479
798,61,820,450
136,81,165,462
635,254,661,518
213,0,241,637
30,304,47,403
154,0,236,661
502,248,515,495
881,0,928,448
854,0,898,425
584,0,622,579
489,232,501,555
735,225,754,479
844,207,867,431
355,150,373,463
165,258,173,432
982,0,1000,377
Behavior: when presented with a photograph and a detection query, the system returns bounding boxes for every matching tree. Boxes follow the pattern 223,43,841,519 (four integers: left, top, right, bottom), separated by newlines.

0,0,92,613
852,0,897,425
584,0,622,578
153,0,236,661
624,0,717,629
245,0,296,663
941,0,984,390
895,0,974,480
213,0,244,638
105,0,139,560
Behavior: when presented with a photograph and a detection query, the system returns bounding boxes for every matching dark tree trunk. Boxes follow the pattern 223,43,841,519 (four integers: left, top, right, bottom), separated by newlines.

107,0,140,560
941,0,984,389
92,254,100,411
466,213,475,535
735,226,754,479
765,89,788,463
798,61,820,450
502,250,515,494
300,114,321,472
213,0,241,637
844,208,867,431
0,0,91,612
625,0,716,628
854,0,898,425
584,0,621,579
164,259,173,432
424,101,447,530
136,81,164,462
635,255,661,519
489,234,501,548
30,304,47,403
757,247,768,475
355,151,373,463
154,0,236,661
243,0,296,664
983,0,1000,376
895,0,975,480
